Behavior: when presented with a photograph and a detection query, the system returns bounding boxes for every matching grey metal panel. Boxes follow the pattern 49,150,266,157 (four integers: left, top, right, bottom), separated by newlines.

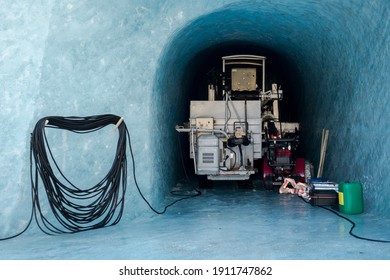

197,135,219,175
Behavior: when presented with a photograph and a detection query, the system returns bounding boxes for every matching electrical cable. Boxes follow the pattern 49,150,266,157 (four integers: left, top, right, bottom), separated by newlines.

224,94,232,131
177,133,191,183
1,114,201,241
128,130,201,215
0,209,34,241
319,205,390,243
30,114,128,235
276,85,283,134
224,146,237,170
0,143,37,241
175,133,202,195
6,113,387,243
299,196,390,243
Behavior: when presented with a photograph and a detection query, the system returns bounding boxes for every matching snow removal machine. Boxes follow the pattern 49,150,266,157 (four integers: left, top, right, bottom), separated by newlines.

176,55,306,189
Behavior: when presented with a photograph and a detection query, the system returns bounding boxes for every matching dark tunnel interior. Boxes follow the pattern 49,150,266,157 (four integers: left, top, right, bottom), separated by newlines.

151,1,390,217
185,43,302,120
177,43,305,176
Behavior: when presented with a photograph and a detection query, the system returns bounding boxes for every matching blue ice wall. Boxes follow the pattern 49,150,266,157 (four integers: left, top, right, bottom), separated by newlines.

1,0,390,237
0,1,54,235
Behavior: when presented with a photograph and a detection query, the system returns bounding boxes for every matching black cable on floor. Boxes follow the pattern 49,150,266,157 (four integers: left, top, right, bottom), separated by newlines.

0,146,36,241
319,205,390,243
125,128,201,215
0,212,34,241
174,133,202,195
299,196,390,243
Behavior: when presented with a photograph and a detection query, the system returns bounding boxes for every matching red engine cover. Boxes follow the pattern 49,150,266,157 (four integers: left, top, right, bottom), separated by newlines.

276,149,292,157
292,158,305,180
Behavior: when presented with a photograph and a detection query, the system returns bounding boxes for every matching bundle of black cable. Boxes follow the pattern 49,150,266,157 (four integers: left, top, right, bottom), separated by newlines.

30,114,127,234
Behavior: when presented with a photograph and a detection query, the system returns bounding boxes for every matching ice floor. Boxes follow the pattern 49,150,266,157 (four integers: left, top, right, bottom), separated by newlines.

0,179,389,260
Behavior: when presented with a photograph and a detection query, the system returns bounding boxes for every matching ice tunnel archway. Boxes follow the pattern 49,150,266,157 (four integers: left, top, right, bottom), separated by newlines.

152,1,390,217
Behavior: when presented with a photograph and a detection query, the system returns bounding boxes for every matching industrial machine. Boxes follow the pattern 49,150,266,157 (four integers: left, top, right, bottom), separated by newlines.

176,55,305,189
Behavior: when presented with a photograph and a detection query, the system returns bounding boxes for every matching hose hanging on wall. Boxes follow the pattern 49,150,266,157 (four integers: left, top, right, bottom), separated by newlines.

30,114,127,234
0,113,200,240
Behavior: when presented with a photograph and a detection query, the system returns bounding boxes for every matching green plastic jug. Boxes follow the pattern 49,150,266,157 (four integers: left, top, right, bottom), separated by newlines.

338,181,363,214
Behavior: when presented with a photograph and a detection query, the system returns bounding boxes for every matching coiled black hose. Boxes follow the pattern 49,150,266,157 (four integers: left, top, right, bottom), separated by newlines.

30,114,127,234
0,114,200,240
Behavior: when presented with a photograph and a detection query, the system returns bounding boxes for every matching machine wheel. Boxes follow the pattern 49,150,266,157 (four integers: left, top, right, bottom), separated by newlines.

264,175,274,190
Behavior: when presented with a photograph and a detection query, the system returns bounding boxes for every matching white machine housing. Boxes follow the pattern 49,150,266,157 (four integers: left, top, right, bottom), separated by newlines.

190,100,261,180
176,55,294,181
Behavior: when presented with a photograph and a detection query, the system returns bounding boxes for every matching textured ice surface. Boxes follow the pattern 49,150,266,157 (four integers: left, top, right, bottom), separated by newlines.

1,181,389,260
0,0,390,251
0,0,54,236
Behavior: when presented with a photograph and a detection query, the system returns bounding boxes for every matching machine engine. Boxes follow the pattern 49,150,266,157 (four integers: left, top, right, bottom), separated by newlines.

176,55,305,189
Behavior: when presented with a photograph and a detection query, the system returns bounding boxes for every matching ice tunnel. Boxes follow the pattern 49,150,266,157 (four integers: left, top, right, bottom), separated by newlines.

153,0,390,217
0,0,390,239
